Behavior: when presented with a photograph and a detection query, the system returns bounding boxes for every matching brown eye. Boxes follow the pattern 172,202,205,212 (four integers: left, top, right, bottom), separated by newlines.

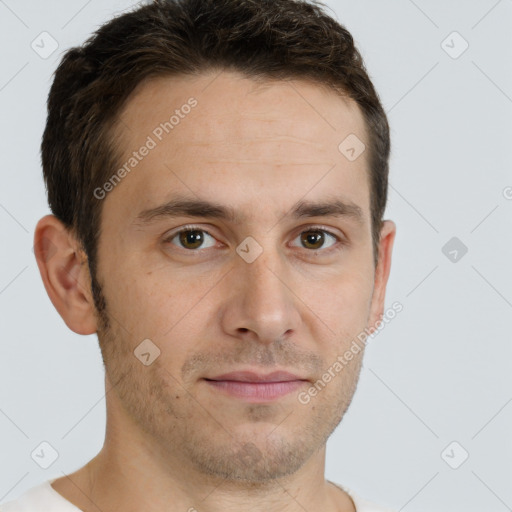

166,228,217,250
300,230,324,249
296,229,337,250
179,230,204,249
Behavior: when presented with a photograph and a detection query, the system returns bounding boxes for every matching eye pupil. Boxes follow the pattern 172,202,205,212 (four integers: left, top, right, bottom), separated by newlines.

179,230,204,249
301,231,324,249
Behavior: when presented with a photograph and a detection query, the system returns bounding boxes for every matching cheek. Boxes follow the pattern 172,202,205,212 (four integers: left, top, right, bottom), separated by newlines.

101,269,179,339
300,265,374,340
107,262,223,348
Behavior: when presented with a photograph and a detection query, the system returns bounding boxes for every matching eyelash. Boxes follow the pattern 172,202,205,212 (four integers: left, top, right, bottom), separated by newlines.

163,224,345,254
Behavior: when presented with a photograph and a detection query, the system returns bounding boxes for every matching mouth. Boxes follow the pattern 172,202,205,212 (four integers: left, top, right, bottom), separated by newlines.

203,371,309,402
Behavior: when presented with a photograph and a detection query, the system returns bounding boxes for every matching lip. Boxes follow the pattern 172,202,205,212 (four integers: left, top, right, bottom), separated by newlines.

207,371,306,383
203,371,309,402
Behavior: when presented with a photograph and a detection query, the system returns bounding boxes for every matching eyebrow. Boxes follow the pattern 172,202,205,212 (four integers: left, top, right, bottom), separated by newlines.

133,196,364,226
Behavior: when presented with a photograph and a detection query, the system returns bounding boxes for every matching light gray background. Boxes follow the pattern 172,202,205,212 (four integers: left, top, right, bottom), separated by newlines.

1,1,511,510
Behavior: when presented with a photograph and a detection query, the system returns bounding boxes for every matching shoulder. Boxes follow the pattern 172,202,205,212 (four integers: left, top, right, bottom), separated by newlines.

0,479,80,512
329,480,396,512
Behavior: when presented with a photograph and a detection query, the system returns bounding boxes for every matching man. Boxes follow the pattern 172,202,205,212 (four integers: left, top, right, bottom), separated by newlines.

1,0,396,510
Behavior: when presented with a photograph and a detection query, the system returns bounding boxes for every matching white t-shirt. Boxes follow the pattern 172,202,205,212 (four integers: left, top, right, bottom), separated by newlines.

0,478,395,511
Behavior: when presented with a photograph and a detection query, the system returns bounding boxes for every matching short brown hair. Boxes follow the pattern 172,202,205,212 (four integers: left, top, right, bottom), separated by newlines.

42,0,390,312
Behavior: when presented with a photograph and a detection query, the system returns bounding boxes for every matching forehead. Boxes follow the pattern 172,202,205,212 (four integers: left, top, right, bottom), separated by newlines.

118,71,367,148
105,70,371,228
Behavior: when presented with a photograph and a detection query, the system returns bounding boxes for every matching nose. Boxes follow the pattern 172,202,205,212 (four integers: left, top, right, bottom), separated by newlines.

219,244,302,345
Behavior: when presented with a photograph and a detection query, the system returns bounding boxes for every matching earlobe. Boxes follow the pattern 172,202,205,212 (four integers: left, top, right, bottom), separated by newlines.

33,214,98,335
368,220,396,328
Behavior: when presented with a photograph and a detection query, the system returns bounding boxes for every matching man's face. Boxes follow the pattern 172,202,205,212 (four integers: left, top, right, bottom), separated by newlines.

92,71,388,482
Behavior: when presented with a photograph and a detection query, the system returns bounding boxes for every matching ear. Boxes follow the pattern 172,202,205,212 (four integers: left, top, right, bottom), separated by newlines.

368,220,396,328
33,214,98,335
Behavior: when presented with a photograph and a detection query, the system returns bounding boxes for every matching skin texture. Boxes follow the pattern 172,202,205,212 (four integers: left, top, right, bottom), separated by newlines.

34,70,395,512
